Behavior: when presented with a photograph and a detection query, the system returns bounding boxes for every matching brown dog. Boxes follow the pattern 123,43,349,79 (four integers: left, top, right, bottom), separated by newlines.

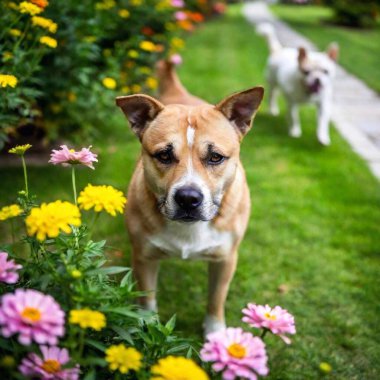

116,61,263,335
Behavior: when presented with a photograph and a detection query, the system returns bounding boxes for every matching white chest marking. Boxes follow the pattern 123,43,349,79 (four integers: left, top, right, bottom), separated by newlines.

148,221,233,260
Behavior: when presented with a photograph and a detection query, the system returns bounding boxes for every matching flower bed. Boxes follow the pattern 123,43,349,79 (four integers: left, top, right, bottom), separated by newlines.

0,144,296,379
0,0,225,151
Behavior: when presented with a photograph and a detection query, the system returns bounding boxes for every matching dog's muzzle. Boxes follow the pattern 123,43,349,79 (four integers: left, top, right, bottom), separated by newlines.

173,186,204,222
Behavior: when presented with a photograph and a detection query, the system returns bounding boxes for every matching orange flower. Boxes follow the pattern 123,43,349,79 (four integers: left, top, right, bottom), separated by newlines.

141,27,154,36
188,12,204,23
30,0,49,8
176,20,194,31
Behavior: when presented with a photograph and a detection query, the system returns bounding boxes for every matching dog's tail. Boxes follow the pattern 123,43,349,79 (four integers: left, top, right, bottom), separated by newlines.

256,23,281,53
155,56,187,101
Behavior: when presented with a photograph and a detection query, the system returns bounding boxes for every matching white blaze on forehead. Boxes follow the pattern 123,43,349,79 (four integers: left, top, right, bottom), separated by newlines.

187,125,195,148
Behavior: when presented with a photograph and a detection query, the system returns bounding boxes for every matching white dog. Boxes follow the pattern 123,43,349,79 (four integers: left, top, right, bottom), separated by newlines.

257,23,338,145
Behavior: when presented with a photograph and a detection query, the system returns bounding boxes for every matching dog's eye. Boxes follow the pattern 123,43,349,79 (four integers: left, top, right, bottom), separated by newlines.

208,152,225,165
302,69,310,76
322,69,329,75
154,151,173,164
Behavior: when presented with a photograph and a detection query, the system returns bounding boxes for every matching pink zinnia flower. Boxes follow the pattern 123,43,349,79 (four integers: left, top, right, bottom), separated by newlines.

174,11,187,21
19,345,80,380
0,252,22,284
242,304,296,344
0,289,65,345
170,53,183,66
49,145,98,169
201,327,268,380
171,0,184,7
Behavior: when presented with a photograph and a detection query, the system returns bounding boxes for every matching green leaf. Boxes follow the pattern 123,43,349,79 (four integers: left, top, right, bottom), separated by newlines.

110,325,134,345
85,339,107,352
83,369,96,380
120,270,133,288
87,266,130,276
103,307,141,319
165,314,177,333
81,357,107,367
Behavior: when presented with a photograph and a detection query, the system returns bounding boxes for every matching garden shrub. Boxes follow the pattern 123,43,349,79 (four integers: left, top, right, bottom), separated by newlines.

0,0,219,151
324,0,380,27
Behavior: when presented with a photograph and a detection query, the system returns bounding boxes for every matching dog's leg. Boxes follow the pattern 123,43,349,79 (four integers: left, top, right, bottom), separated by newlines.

287,101,302,138
317,100,332,146
268,84,279,116
132,254,160,312
205,252,238,336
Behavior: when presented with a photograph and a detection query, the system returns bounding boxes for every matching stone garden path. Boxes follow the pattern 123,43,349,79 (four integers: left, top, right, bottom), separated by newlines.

243,1,380,180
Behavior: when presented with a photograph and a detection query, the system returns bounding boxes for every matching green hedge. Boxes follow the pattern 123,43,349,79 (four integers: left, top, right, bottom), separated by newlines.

0,0,220,150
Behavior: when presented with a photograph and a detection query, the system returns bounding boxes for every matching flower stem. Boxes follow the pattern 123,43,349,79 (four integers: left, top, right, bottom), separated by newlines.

21,155,29,197
78,328,85,358
10,219,15,244
71,166,77,205
261,328,268,340
88,212,100,241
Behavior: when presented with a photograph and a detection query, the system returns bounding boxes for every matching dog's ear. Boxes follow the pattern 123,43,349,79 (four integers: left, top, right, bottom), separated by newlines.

216,87,264,136
326,42,339,62
116,94,164,139
298,47,308,69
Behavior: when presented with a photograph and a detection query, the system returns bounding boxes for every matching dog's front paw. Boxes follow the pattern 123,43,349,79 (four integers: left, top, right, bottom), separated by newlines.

289,126,302,138
318,133,331,146
203,315,226,338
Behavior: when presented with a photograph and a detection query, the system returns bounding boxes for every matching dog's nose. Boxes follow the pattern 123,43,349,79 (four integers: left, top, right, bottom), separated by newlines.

174,187,204,210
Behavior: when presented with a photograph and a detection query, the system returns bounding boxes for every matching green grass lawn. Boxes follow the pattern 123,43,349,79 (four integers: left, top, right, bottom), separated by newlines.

1,6,380,380
271,4,380,93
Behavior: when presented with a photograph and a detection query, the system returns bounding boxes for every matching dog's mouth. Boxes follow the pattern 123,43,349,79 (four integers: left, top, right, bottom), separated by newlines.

171,210,204,223
307,79,322,94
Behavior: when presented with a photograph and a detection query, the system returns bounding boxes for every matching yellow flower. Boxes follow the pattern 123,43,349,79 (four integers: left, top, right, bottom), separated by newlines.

105,344,142,374
0,204,23,221
3,52,13,61
165,22,176,31
31,16,57,33
131,0,143,5
170,37,185,50
121,86,130,93
131,84,142,93
102,77,117,90
128,49,139,59
25,201,81,241
70,269,82,279
146,77,158,90
39,36,57,48
69,309,106,331
77,184,126,216
0,74,18,88
150,356,209,380
67,92,77,102
50,104,62,113
7,2,19,11
319,362,332,373
9,29,21,37
103,49,112,57
95,0,116,10
139,41,156,52
8,144,32,155
83,36,97,43
0,355,16,368
139,66,152,75
118,9,130,18
19,1,42,15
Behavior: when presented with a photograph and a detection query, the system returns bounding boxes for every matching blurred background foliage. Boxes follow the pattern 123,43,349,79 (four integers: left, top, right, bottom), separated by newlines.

0,0,225,151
